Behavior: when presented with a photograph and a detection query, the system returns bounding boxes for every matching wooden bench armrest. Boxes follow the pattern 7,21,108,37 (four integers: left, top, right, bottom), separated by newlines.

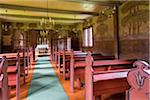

93,60,134,67
94,69,131,75
93,70,129,82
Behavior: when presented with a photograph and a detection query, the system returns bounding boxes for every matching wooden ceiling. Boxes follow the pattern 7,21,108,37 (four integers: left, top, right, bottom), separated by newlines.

0,0,123,25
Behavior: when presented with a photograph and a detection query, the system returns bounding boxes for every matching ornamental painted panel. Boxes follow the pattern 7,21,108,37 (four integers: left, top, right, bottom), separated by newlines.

2,35,11,46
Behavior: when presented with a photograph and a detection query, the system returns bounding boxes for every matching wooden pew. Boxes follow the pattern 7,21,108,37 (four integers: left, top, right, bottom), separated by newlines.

70,51,115,92
29,47,34,66
62,50,83,79
53,51,57,65
57,50,81,73
6,53,20,100
0,52,26,84
20,48,33,75
57,50,64,73
127,60,150,100
0,56,9,100
19,48,31,75
56,50,70,79
61,50,86,80
85,54,135,100
0,48,32,79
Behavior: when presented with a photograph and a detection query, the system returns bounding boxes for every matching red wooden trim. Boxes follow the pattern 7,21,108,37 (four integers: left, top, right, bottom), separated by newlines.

0,56,9,100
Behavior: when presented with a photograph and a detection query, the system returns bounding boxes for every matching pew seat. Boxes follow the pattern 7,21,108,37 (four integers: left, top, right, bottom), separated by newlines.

8,74,18,86
93,70,130,98
93,69,130,82
7,66,17,73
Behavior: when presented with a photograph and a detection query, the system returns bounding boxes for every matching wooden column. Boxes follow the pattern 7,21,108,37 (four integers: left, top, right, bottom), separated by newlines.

113,6,120,59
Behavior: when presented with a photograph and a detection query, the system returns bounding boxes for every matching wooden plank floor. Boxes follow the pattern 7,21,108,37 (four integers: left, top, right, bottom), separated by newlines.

51,62,84,100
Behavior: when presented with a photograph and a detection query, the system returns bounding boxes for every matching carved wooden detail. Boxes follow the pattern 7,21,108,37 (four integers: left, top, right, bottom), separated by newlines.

127,60,150,100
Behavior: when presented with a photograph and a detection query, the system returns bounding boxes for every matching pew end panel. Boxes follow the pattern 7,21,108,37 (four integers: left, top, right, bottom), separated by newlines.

5,53,21,100
0,56,9,100
127,60,150,100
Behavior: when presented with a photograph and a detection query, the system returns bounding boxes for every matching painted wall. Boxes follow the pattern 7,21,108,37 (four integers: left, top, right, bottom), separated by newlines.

80,10,115,56
78,1,149,62
93,15,115,55
119,1,149,62
1,22,13,52
0,22,27,52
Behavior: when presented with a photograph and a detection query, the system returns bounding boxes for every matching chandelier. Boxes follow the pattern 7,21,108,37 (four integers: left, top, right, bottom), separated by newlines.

40,17,55,29
40,30,48,37
40,0,55,29
2,10,12,31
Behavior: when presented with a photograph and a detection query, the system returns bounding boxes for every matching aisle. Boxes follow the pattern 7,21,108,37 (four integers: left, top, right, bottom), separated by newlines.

27,56,68,100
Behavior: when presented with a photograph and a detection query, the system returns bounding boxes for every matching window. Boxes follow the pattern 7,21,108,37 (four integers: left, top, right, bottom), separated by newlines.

83,26,93,47
19,33,24,49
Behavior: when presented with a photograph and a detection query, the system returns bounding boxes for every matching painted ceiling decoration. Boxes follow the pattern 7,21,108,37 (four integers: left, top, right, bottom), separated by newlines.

0,0,123,25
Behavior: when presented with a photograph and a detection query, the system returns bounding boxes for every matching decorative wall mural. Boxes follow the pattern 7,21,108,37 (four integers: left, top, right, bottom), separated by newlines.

120,1,149,39
95,14,114,41
119,1,149,62
2,35,11,46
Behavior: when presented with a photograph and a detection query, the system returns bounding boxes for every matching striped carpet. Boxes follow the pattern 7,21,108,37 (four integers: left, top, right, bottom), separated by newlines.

27,56,68,100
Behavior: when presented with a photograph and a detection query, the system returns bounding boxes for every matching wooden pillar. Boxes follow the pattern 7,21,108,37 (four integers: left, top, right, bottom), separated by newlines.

113,6,120,59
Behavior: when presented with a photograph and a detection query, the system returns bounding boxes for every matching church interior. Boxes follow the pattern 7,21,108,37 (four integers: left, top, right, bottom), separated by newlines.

0,1,149,100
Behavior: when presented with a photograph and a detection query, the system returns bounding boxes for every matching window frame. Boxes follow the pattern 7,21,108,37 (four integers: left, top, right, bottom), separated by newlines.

82,26,94,48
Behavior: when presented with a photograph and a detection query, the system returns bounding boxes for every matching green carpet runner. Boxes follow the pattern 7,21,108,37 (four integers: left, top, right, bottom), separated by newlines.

27,56,68,100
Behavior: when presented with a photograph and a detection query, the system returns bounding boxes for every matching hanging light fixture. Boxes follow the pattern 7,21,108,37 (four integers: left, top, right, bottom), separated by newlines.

2,9,11,31
40,0,55,29
39,0,55,37
40,30,48,37
99,6,116,18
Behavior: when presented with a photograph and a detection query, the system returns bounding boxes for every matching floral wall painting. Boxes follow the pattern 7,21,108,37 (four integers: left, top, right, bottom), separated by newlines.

119,1,149,61
96,14,108,40
2,35,12,46
120,1,149,39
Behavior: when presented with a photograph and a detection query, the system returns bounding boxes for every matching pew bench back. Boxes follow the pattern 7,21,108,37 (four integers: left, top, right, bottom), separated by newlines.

0,56,9,100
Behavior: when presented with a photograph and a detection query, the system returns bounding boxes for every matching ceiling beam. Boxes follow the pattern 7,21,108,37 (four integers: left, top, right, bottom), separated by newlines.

66,1,124,7
0,17,82,25
0,4,99,16
0,14,85,21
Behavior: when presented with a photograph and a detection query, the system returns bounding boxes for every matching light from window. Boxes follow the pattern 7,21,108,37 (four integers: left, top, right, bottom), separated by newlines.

19,34,24,48
83,27,93,47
